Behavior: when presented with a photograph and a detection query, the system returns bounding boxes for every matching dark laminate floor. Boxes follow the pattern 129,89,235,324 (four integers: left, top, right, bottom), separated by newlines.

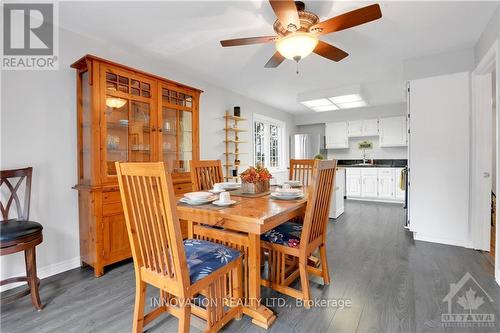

2,201,500,333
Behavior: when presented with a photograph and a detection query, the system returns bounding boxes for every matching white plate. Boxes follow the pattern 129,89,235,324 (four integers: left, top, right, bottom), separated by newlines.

270,193,304,200
184,191,213,200
214,182,241,190
276,188,303,195
180,196,217,205
212,200,236,207
209,189,226,194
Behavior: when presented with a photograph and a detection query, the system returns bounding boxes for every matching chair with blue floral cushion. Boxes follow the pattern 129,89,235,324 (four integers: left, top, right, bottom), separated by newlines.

261,159,337,308
116,162,243,333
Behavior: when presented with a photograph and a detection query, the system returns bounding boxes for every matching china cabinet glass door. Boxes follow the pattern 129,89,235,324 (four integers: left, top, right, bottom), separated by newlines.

160,86,195,173
102,67,155,178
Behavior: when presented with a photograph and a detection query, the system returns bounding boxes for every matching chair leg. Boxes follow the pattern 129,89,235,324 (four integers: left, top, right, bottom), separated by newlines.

132,280,147,333
178,304,191,333
319,244,330,285
299,262,311,309
232,261,243,320
24,247,43,310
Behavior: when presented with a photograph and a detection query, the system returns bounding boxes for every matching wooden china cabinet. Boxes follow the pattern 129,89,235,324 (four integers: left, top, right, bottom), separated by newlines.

71,55,201,277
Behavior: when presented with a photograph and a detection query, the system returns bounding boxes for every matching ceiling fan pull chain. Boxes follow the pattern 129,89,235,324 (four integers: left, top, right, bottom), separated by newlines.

296,61,299,75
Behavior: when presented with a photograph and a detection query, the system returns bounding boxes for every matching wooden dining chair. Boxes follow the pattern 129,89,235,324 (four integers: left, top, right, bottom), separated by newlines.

116,162,243,333
261,160,337,308
289,159,315,187
190,160,224,191
0,167,43,310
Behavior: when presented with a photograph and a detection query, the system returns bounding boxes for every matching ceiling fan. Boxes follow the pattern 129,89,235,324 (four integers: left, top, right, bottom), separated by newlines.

220,0,382,70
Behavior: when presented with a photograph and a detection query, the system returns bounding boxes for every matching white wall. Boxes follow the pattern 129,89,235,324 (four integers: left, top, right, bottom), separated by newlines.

403,48,475,80
475,6,500,67
409,72,471,248
0,26,295,286
295,103,407,160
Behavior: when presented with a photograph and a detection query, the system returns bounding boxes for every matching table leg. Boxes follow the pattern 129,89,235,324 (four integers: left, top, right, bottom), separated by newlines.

243,233,276,329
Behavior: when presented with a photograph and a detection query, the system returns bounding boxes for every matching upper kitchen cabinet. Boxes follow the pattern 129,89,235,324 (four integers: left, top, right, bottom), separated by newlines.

325,121,349,149
347,119,378,137
362,119,379,136
379,116,407,147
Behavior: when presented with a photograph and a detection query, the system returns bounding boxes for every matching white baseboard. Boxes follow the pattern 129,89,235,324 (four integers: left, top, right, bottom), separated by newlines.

0,256,81,292
414,233,473,248
496,269,500,287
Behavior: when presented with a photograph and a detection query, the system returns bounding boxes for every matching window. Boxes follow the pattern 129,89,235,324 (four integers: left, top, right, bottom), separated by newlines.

253,114,285,170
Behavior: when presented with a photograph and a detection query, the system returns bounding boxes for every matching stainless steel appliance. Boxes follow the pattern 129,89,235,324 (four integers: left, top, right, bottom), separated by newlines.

289,134,322,159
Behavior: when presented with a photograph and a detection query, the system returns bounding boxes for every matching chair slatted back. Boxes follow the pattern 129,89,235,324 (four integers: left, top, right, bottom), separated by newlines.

0,167,33,221
116,162,189,288
289,159,315,187
190,160,224,191
301,160,337,247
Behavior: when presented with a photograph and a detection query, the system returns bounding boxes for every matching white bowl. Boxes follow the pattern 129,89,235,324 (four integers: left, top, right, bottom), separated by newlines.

284,180,301,187
184,191,213,200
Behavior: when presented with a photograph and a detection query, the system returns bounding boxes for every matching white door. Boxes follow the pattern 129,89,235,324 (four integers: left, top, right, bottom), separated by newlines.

363,119,379,136
379,116,407,147
378,168,395,200
325,122,348,148
361,169,378,198
409,72,470,245
346,168,361,197
394,168,406,201
347,120,363,137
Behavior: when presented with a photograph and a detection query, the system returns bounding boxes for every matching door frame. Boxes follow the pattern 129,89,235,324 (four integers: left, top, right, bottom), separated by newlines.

471,40,499,284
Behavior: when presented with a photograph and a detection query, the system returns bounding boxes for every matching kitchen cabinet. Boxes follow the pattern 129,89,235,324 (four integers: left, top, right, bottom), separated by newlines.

361,168,378,198
329,167,346,219
379,116,407,147
347,120,363,137
347,119,378,137
346,168,362,197
363,119,379,136
378,168,395,199
325,121,348,149
345,167,405,203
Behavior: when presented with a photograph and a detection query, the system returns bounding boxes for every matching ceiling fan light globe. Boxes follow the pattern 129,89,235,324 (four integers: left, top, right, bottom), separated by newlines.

106,97,127,109
275,32,318,60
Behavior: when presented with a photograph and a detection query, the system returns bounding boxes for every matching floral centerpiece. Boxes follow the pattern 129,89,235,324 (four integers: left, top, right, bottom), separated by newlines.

240,164,272,194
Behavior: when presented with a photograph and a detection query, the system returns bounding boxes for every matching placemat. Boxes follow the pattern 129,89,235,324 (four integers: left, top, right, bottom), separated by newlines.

229,189,271,198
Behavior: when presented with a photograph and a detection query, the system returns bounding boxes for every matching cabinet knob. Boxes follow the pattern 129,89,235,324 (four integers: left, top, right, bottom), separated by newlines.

159,128,163,133
152,127,156,132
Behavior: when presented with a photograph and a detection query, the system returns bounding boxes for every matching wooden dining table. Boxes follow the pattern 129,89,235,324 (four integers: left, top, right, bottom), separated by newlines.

176,190,307,329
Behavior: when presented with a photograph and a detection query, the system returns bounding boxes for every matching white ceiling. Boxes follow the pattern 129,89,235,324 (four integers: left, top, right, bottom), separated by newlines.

59,1,498,114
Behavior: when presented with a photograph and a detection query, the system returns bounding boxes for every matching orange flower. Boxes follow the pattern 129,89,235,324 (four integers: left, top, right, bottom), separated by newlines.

240,165,273,183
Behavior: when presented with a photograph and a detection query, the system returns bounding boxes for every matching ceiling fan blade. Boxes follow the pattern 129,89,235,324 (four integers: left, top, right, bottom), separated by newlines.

269,0,300,31
264,51,286,68
313,41,349,62
310,4,382,35
220,36,277,47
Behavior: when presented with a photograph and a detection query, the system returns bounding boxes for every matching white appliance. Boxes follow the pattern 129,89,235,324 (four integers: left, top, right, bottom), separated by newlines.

329,167,346,219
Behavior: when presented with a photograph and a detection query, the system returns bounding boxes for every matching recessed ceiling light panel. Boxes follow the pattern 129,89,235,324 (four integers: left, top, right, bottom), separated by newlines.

300,98,332,108
329,94,362,104
336,100,368,109
312,105,339,112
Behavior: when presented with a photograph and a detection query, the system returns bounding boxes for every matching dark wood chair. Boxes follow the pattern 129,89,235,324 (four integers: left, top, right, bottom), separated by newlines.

0,167,43,310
